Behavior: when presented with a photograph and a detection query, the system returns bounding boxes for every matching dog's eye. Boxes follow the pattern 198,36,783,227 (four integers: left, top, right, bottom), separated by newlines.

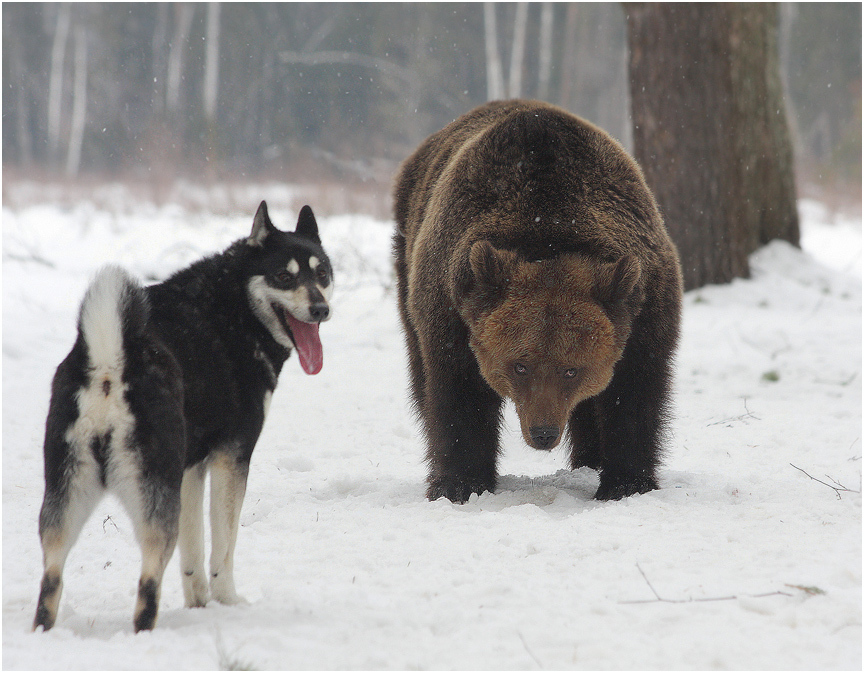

514,362,528,376
275,271,295,284
316,266,329,282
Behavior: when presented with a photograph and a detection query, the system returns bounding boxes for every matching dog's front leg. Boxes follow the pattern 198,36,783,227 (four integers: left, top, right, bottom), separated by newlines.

179,462,209,607
208,450,249,605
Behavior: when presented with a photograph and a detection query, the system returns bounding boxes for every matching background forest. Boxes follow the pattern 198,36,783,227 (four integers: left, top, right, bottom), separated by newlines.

3,3,861,208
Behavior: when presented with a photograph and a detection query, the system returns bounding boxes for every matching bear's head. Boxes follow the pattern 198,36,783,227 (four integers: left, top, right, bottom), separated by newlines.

456,241,644,451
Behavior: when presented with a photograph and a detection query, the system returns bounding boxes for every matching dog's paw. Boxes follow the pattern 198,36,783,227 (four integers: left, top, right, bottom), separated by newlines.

182,571,210,608
212,589,248,606
210,575,247,606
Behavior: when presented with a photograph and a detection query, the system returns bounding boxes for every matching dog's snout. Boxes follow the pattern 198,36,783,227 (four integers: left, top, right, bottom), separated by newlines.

530,425,559,449
310,302,330,322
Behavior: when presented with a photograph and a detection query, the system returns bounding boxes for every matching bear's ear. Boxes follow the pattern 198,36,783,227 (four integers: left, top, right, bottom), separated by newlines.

455,241,515,318
594,255,642,308
468,241,510,287
248,200,277,247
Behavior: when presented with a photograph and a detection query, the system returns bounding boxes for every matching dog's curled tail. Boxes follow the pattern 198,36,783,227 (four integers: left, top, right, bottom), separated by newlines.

77,265,149,372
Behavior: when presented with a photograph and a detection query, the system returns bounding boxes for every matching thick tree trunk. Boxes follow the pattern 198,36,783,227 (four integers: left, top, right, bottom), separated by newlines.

626,3,799,291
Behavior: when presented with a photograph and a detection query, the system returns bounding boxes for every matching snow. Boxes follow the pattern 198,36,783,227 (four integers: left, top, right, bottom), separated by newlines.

3,185,861,670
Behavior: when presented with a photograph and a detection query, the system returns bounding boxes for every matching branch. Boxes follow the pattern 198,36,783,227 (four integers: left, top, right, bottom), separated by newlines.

790,463,860,500
278,50,413,85
707,397,761,426
620,563,791,605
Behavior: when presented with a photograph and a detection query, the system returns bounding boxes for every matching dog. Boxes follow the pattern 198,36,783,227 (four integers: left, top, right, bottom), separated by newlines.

33,201,332,632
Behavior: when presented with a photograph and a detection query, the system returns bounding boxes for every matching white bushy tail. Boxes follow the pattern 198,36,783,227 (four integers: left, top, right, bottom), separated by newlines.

77,266,148,372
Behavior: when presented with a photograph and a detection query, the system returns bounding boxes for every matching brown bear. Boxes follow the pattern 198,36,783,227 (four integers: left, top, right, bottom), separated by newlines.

393,100,683,503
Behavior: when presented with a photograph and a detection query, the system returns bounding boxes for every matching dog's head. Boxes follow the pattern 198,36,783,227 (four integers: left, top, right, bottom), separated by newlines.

246,201,333,375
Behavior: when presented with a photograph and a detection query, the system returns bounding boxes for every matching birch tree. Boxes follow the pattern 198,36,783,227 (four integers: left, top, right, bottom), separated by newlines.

65,22,87,177
204,2,220,121
48,4,70,165
537,3,554,101
507,3,528,98
166,3,194,114
483,3,505,100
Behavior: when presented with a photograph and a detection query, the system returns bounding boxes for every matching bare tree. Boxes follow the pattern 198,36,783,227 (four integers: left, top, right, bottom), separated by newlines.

65,22,87,178
166,3,194,114
536,3,554,101
203,2,220,122
627,3,799,290
507,3,529,97
483,3,505,100
48,4,70,165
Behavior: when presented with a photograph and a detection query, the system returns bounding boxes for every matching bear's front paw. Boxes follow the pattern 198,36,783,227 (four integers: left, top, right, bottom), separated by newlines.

426,476,490,504
595,474,658,501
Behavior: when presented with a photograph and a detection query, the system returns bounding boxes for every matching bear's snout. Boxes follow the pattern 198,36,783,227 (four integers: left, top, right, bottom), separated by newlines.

529,425,560,450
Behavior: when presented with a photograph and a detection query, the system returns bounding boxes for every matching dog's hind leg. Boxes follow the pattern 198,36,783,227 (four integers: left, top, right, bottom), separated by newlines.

208,450,249,605
119,473,180,632
112,437,181,632
179,462,209,607
131,516,178,632
34,440,103,631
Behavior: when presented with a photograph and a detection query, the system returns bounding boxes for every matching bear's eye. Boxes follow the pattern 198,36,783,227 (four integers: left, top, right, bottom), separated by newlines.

563,367,580,379
514,362,529,376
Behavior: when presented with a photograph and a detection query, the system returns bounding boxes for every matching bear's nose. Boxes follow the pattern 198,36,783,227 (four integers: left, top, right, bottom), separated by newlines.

530,425,559,449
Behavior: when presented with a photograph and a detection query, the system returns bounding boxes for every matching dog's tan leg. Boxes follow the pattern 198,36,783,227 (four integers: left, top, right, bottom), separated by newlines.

33,456,102,632
131,520,177,632
179,463,209,607
114,447,180,632
208,451,248,605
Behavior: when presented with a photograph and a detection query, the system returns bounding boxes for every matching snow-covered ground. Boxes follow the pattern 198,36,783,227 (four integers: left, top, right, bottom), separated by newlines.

2,185,861,670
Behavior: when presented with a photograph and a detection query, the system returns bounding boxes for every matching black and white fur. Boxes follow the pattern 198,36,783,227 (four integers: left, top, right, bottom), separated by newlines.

33,202,332,632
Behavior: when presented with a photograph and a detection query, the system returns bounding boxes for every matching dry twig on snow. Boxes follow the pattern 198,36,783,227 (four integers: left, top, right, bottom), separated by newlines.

620,563,792,605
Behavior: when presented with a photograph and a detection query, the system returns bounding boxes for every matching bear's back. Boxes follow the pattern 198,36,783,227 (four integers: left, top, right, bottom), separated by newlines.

395,99,677,282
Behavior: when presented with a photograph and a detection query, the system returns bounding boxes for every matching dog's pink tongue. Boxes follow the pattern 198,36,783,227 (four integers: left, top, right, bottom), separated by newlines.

285,314,323,375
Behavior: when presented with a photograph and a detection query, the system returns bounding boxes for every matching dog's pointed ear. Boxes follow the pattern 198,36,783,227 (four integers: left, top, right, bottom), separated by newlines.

248,201,277,247
295,205,321,244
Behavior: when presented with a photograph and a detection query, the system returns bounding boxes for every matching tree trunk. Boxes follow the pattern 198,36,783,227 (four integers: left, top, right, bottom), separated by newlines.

507,3,529,98
483,3,504,100
557,4,579,109
203,2,220,121
48,3,70,166
65,24,87,178
167,3,194,114
536,3,554,100
626,3,799,291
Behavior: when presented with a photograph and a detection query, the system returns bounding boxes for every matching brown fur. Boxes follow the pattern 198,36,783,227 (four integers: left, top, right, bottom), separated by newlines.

394,100,683,503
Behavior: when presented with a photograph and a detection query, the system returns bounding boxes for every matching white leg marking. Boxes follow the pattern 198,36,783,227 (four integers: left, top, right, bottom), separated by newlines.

179,463,209,607
209,452,248,605
262,391,273,420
